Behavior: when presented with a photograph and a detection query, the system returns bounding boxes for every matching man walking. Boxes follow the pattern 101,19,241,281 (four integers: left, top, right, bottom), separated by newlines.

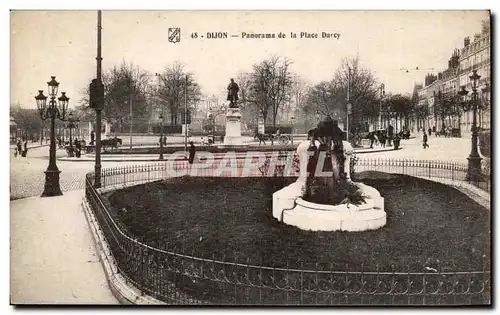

188,141,196,164
422,131,429,149
16,140,22,157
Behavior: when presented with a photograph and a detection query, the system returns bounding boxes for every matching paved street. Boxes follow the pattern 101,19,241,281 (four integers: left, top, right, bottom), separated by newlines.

10,146,146,200
357,134,476,162
10,135,477,200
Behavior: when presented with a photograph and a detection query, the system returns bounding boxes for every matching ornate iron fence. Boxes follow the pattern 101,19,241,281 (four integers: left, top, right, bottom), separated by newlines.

84,158,491,305
353,158,490,193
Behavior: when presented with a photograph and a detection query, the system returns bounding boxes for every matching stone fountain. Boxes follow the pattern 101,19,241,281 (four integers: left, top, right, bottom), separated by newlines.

272,116,386,232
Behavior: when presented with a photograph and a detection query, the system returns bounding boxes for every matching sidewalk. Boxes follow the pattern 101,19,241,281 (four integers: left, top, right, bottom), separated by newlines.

57,146,400,162
10,190,118,304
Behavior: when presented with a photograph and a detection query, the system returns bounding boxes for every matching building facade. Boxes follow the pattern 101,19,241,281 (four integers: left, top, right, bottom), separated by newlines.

416,74,441,131
414,20,491,136
457,24,491,135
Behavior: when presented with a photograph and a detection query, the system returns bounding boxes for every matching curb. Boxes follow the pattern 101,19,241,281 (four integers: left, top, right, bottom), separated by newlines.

11,144,49,150
58,147,401,163
81,197,165,305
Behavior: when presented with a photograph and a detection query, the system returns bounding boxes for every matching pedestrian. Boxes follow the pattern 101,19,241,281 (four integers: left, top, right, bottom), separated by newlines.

22,140,28,157
158,135,163,147
188,141,196,164
422,132,429,149
16,140,22,157
387,125,394,146
163,135,167,146
428,127,432,136
369,132,375,149
90,130,95,145
393,134,401,150
75,138,81,158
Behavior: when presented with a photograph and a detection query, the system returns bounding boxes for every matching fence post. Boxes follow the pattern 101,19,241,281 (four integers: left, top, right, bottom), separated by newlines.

428,161,431,179
422,274,427,305
300,262,304,304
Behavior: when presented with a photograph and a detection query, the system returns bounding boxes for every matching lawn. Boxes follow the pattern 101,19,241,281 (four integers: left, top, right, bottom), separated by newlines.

103,171,490,273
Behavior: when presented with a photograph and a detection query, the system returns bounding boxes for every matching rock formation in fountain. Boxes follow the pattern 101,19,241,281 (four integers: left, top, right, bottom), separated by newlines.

303,116,349,205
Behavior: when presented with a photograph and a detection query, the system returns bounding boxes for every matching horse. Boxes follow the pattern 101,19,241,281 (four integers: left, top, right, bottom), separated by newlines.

254,133,272,145
101,137,122,152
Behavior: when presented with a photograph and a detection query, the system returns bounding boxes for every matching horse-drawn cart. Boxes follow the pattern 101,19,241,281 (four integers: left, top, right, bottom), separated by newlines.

255,132,292,145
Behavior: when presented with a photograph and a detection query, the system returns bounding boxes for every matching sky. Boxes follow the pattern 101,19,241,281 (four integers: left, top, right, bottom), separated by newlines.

10,10,489,110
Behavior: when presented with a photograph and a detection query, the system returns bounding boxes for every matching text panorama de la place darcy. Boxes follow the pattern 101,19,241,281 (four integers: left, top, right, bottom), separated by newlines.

189,31,341,39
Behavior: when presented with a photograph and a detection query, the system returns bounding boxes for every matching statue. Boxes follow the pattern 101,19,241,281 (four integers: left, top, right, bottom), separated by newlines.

227,78,239,108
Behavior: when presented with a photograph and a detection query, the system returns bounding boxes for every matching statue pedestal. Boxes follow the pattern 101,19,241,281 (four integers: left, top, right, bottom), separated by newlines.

219,107,248,148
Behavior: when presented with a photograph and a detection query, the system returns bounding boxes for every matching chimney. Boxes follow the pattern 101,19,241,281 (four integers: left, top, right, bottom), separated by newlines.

448,59,452,69
424,73,437,86
464,36,470,47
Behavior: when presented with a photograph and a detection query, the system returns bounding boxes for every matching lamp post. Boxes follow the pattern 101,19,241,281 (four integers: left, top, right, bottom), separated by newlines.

159,113,164,160
35,76,69,197
208,112,215,144
457,69,484,182
378,83,385,130
66,112,78,157
184,75,188,154
290,116,295,145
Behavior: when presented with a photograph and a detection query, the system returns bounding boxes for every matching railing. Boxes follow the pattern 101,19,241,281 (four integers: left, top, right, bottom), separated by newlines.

354,158,490,193
84,158,491,305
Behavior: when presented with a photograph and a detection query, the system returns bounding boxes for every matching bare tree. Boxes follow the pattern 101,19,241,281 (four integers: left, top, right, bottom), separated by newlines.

248,56,294,126
77,61,152,132
335,57,380,120
385,93,414,130
10,106,43,139
235,72,252,107
290,74,311,115
304,80,341,116
104,62,152,131
156,62,202,125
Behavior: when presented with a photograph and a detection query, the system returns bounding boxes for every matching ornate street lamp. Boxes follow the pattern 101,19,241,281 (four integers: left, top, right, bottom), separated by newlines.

35,76,69,197
159,113,164,160
457,69,487,182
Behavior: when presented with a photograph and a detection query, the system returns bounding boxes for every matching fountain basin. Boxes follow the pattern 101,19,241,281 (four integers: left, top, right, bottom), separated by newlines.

273,181,386,232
